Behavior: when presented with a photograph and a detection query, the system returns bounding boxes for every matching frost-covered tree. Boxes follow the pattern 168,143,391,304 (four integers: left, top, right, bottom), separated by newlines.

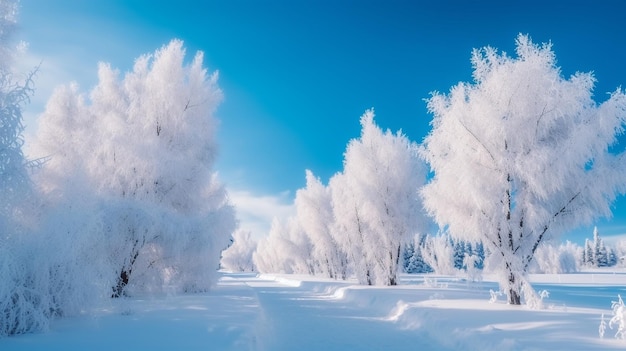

583,238,595,266
421,234,456,275
221,229,257,272
453,240,465,270
593,227,610,267
31,39,236,296
582,227,617,268
330,110,428,285
253,217,313,274
295,170,347,279
530,241,581,274
0,0,31,217
420,34,626,304
403,234,433,274
0,0,98,336
0,0,52,336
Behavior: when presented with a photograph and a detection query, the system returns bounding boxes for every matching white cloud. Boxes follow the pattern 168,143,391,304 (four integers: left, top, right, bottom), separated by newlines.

228,189,295,240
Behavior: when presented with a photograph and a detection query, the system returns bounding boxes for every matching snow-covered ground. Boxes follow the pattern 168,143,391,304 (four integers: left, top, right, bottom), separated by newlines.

2,272,626,350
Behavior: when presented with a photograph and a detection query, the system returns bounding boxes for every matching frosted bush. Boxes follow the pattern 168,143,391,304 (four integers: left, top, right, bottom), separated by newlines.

489,289,503,303
609,295,626,339
463,254,482,282
600,314,607,339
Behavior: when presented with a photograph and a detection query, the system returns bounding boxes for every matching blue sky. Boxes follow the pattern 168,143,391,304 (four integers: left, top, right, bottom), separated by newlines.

16,0,626,243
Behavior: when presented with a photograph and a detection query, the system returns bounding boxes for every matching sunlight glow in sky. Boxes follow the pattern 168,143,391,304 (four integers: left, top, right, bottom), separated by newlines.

16,0,626,242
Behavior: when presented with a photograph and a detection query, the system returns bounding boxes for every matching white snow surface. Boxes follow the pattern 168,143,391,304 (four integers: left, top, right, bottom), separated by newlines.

2,272,626,350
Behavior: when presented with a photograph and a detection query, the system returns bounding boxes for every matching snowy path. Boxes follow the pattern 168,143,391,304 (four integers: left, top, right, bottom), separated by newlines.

3,272,626,350
245,275,445,350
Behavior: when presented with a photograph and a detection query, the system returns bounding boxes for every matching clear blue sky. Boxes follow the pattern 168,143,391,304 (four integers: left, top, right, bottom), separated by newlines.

16,0,626,243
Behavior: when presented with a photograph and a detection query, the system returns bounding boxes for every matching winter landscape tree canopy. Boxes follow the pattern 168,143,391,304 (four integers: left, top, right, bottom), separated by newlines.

6,0,626,347
420,34,626,305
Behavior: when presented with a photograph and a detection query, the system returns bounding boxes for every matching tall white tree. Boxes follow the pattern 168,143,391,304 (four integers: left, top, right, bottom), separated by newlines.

331,110,427,285
31,39,236,296
295,170,346,279
420,34,626,304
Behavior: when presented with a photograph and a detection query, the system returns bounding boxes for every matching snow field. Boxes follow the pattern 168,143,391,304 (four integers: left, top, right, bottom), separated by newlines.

3,272,626,350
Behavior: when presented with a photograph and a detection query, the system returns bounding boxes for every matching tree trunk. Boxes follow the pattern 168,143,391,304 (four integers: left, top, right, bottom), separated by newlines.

112,246,140,298
388,276,397,286
507,270,521,305
112,269,131,298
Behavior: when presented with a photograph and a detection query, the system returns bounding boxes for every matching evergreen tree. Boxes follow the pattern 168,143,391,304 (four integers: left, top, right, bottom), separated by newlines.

584,239,594,266
403,235,433,274
403,241,417,273
473,241,485,270
453,240,465,270
608,247,618,267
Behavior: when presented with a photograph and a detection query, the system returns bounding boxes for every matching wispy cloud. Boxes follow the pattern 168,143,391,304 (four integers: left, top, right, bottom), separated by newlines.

228,189,294,239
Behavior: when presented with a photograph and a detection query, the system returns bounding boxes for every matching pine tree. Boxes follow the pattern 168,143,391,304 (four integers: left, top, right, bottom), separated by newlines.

403,241,417,273
474,241,485,270
584,239,594,266
608,247,618,267
453,240,465,269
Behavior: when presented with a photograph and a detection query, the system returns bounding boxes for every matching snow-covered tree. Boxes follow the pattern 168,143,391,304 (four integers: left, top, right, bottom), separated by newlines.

453,240,465,270
31,39,236,296
593,227,610,267
530,241,581,274
295,170,347,279
403,234,433,274
0,0,52,336
0,0,100,336
221,229,257,272
329,171,373,283
330,110,428,285
421,234,456,275
253,217,313,274
0,0,31,217
584,238,595,266
420,34,626,304
581,227,619,268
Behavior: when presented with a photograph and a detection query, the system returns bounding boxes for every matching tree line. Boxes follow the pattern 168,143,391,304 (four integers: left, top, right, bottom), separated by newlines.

235,34,626,306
